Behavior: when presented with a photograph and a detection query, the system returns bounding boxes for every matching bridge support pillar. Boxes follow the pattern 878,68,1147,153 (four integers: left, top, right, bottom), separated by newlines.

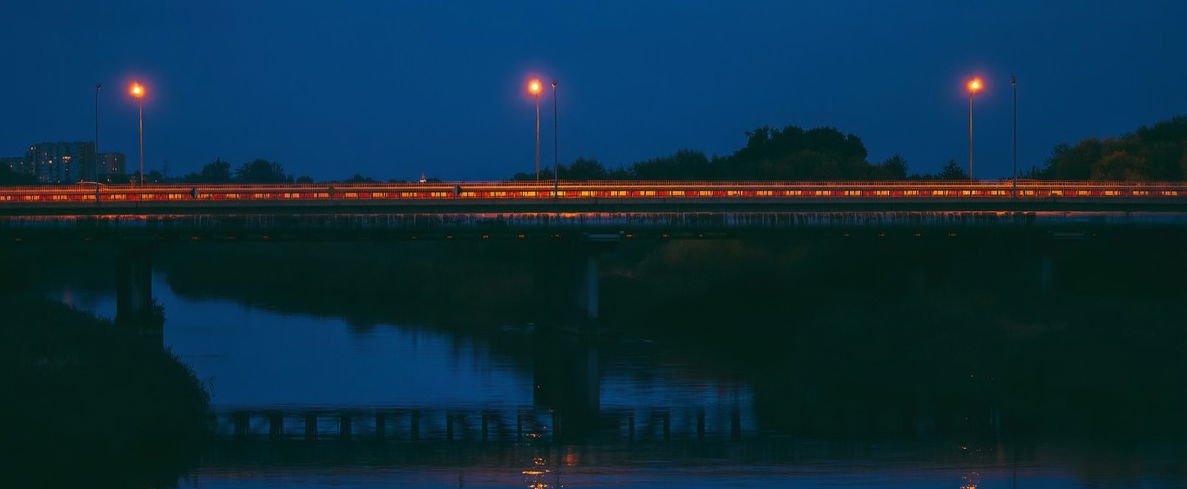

577,253,599,321
116,242,161,343
1038,252,1054,293
533,333,600,441
533,239,613,332
116,244,153,324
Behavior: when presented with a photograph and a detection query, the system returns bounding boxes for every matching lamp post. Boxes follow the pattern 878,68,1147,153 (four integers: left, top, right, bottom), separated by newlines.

966,77,983,181
130,82,145,185
552,80,559,194
95,82,102,181
529,79,542,183
1011,75,1018,191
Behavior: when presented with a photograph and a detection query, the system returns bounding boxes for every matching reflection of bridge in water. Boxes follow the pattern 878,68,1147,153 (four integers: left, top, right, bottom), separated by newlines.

217,405,745,443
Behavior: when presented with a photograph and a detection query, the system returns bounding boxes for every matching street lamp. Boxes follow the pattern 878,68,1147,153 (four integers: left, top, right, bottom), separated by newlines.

129,82,145,185
966,77,983,181
529,79,542,183
552,80,559,193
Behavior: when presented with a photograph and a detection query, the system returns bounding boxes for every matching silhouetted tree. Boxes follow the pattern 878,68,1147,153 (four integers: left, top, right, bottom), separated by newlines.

144,170,166,184
344,174,375,183
1042,116,1187,181
182,159,232,183
875,155,909,180
631,150,712,179
936,160,970,180
234,159,290,183
935,160,973,179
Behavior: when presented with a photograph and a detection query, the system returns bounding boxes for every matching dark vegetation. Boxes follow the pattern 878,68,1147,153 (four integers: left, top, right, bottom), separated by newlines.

1041,116,1187,181
514,126,919,181
178,157,306,184
511,117,1185,181
0,278,211,487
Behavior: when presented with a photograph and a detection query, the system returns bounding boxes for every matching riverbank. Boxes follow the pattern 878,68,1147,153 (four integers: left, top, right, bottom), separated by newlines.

0,296,212,488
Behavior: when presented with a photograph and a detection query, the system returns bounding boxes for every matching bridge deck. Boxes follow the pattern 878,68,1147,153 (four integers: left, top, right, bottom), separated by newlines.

1,180,1185,213
3,181,1187,239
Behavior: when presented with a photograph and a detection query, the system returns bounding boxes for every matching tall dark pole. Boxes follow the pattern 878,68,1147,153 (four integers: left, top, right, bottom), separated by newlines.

552,80,558,193
1011,75,1018,190
138,98,144,186
534,92,540,183
968,92,974,182
95,82,102,180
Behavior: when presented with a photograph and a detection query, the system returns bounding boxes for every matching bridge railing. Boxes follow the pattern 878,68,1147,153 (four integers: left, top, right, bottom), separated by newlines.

5,179,1187,192
2,180,1186,207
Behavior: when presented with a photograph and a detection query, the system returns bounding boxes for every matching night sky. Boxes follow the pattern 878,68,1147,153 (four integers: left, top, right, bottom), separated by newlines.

3,1,1185,181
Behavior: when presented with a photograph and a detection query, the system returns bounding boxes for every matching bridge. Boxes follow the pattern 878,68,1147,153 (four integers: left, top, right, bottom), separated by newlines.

5,180,1185,327
1,180,1185,239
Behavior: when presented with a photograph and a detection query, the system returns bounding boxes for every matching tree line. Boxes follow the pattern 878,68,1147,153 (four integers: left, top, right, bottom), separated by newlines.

513,116,1186,182
175,158,309,184
1039,116,1187,181
513,125,973,182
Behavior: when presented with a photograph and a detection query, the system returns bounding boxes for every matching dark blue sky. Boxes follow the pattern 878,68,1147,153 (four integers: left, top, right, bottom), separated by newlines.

3,1,1185,180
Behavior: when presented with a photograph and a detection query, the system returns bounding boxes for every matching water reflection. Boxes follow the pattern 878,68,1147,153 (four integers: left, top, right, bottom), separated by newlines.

4,236,1187,488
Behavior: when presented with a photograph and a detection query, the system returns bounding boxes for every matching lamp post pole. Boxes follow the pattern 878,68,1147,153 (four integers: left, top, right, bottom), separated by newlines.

138,97,144,185
95,82,102,181
1011,75,1018,191
552,80,559,194
966,78,982,181
535,91,541,183
129,83,146,185
968,91,974,181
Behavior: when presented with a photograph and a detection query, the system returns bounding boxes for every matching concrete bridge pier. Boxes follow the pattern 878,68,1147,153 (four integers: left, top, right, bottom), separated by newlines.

1038,252,1054,293
533,333,601,441
577,252,599,321
532,239,615,332
1025,234,1056,295
116,242,161,341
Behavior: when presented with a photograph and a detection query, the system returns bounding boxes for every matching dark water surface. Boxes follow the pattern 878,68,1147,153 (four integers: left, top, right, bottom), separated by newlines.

6,236,1187,488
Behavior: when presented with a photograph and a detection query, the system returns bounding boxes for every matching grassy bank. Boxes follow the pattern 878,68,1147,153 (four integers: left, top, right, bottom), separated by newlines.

0,296,212,488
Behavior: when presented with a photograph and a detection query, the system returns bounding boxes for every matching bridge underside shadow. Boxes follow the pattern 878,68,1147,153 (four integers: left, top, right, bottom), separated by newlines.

114,243,162,343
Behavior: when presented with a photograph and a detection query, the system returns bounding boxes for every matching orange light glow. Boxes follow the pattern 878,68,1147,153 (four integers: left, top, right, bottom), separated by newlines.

528,79,542,94
129,82,145,98
967,78,983,93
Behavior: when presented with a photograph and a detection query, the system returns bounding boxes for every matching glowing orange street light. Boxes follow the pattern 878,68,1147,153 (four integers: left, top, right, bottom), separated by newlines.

130,82,146,185
966,77,983,181
528,79,542,182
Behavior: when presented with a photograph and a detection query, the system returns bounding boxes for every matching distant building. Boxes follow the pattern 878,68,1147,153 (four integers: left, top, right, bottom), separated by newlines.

13,142,125,183
25,142,94,183
98,152,126,175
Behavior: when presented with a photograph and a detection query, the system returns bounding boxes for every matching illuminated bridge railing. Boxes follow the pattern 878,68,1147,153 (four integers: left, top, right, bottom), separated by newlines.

1,180,1186,207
